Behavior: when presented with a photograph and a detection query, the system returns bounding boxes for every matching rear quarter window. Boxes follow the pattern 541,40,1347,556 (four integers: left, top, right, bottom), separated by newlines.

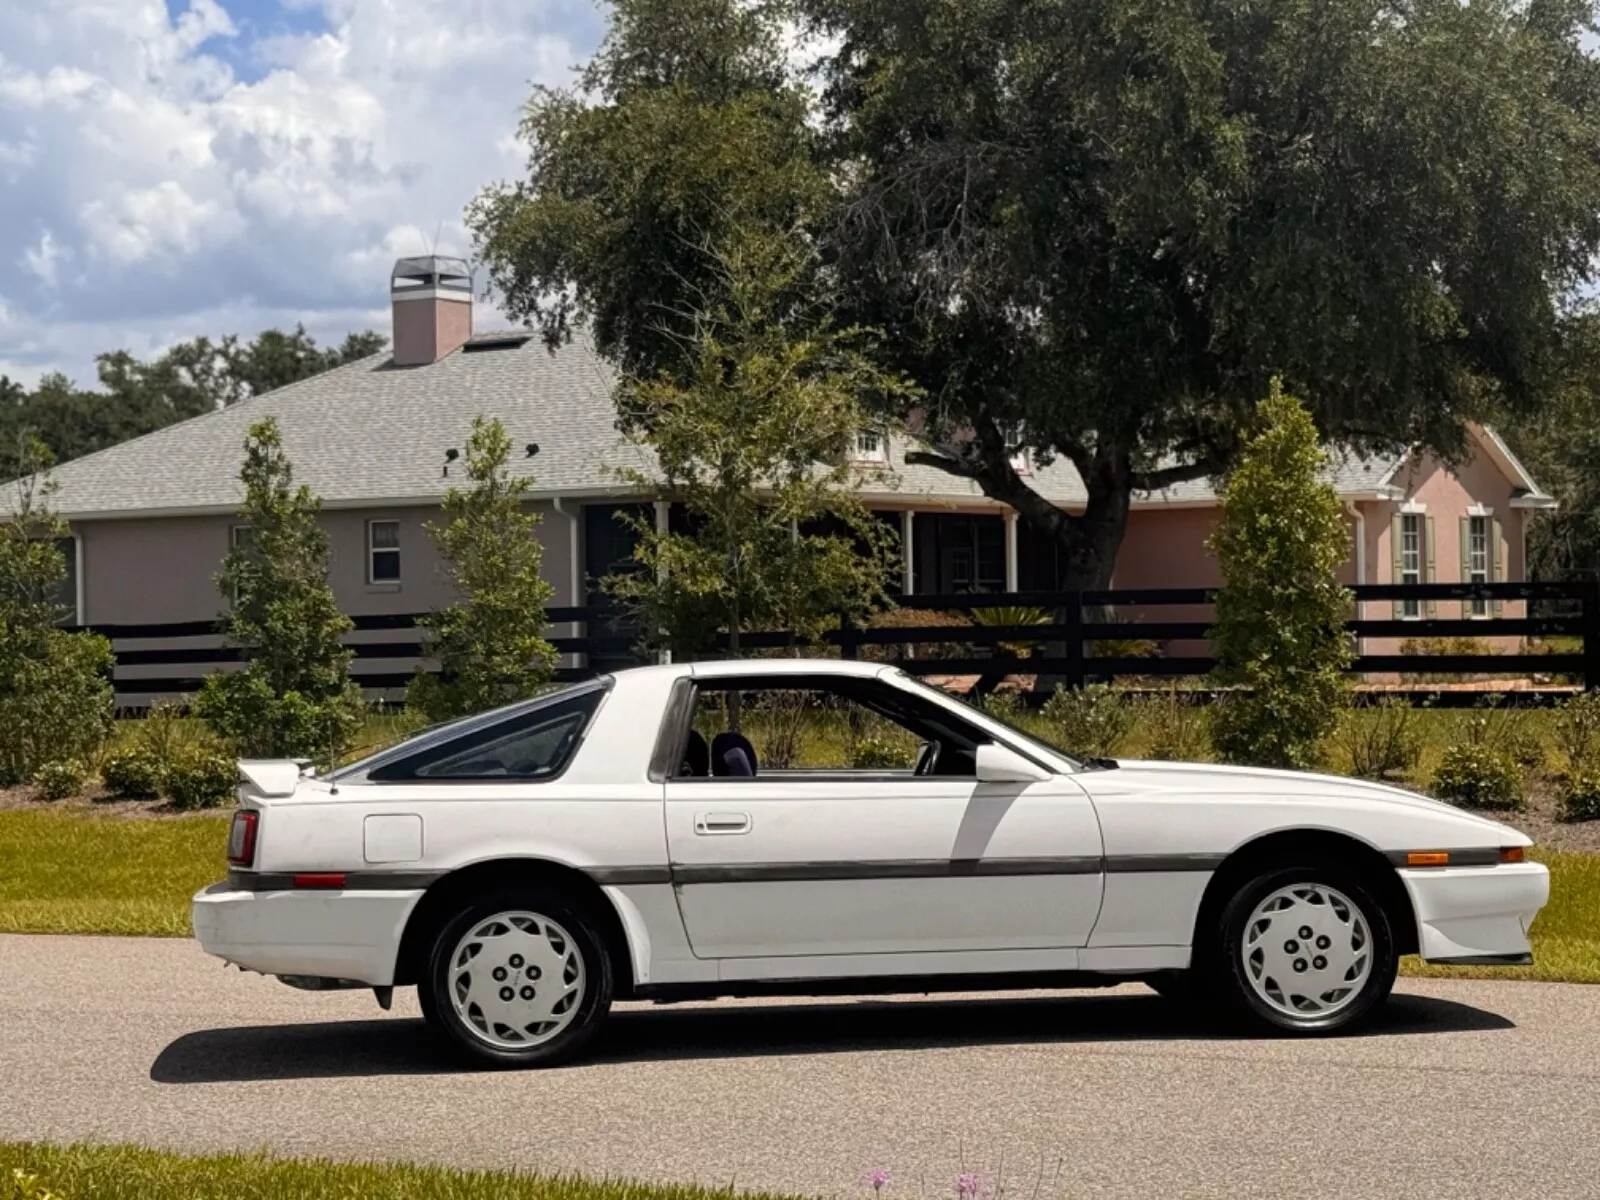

366,687,607,783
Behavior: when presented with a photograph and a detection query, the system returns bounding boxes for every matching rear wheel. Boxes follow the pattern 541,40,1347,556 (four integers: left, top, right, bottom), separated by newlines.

420,887,614,1067
1210,865,1398,1035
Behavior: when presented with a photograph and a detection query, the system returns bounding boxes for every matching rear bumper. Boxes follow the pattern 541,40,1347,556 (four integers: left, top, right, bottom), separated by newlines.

191,881,424,987
1399,862,1549,965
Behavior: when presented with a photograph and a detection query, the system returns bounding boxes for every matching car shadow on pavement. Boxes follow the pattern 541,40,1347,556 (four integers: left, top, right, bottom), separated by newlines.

149,988,1514,1083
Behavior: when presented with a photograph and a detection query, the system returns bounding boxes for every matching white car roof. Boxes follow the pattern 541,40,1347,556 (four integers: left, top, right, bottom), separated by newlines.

607,658,893,683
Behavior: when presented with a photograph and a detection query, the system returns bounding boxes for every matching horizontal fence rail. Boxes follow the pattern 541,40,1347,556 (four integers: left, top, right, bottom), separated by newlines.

73,581,1600,707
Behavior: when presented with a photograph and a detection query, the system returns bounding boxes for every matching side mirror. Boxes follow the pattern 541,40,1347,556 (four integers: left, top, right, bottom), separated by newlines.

974,742,1052,784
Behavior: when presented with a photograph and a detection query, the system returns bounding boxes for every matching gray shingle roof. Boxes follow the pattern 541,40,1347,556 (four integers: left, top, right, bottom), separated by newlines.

43,333,1417,519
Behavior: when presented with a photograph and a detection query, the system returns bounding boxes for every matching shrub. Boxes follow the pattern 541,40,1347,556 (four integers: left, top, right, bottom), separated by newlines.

1208,385,1352,768
1134,687,1210,761
1338,699,1422,781
33,759,87,801
852,733,917,769
1042,683,1135,758
1456,698,1545,772
1431,743,1523,811
969,605,1052,658
978,688,1025,723
863,607,974,663
1558,774,1600,823
166,746,238,811
1553,690,1600,774
100,748,165,800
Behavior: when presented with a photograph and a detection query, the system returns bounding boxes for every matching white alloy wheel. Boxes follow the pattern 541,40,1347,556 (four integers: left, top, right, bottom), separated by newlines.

447,910,586,1050
1240,882,1373,1020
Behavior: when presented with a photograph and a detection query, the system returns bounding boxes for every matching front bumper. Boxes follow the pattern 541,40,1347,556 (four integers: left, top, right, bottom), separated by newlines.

1399,862,1549,964
191,882,424,986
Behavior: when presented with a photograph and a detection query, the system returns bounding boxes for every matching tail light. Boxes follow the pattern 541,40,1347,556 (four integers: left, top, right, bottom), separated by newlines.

1500,846,1526,864
227,809,259,867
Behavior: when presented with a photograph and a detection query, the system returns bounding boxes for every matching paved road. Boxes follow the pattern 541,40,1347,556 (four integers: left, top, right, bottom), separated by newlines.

2,935,1599,1199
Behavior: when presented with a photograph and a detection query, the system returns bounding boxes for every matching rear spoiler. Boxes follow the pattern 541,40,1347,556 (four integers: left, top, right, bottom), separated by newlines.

236,759,315,799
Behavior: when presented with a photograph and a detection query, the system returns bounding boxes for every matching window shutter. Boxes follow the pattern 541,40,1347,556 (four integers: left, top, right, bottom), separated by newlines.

1391,514,1405,619
1424,516,1437,617
1492,517,1505,617
1460,517,1472,620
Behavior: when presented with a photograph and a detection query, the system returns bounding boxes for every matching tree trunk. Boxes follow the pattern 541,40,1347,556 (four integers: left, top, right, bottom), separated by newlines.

727,595,742,732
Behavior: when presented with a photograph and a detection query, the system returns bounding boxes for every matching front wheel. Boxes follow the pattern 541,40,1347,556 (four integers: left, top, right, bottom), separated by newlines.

420,888,615,1067
1211,867,1398,1035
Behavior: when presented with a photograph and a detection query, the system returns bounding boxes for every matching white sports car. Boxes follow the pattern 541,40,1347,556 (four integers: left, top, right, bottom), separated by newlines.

194,659,1548,1067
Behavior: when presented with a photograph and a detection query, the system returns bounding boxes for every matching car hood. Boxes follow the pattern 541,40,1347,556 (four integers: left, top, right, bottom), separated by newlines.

1081,758,1529,842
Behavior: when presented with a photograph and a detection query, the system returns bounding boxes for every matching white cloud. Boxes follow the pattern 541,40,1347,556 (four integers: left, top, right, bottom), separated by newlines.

0,0,603,385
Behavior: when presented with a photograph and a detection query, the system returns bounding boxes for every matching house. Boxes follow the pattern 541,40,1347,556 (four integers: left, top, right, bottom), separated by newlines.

39,256,1557,697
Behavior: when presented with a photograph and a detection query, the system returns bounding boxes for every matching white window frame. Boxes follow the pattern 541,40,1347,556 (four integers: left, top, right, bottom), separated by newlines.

1467,513,1490,618
367,519,402,585
1399,512,1422,619
853,428,888,464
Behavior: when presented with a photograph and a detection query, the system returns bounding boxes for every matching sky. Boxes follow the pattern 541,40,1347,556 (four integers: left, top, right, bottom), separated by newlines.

0,0,610,388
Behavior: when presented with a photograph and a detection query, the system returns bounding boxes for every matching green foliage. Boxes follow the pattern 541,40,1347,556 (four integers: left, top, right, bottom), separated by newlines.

602,228,908,659
1208,386,1353,769
31,761,86,802
99,748,165,800
0,327,384,468
1558,775,1600,823
8,1167,65,1200
0,435,114,786
193,419,364,764
863,607,973,663
1431,743,1524,812
969,606,1051,658
851,733,917,769
1457,698,1545,772
1553,691,1600,774
1135,687,1211,763
165,746,238,811
1337,699,1422,782
1042,684,1135,759
407,417,558,722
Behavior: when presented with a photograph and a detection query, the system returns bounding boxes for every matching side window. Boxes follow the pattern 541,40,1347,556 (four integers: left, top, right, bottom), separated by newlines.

370,689,604,782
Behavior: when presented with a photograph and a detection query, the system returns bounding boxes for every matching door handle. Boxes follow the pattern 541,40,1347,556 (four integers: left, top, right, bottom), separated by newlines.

695,812,752,835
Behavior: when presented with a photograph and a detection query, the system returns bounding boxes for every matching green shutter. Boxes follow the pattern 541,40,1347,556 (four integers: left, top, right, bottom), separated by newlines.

1460,517,1473,620
1424,516,1437,618
1492,517,1505,617
1391,514,1405,618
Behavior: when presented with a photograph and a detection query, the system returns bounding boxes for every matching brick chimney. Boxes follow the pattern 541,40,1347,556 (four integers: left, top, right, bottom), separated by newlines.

390,255,473,366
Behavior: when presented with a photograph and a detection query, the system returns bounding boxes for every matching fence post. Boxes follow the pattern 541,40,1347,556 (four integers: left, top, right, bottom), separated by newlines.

1063,590,1085,690
1585,582,1600,693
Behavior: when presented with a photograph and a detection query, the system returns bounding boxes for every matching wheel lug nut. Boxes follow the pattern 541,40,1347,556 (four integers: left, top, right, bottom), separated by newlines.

1313,955,1327,970
1293,959,1308,973
509,954,524,968
1284,940,1299,953
1316,935,1331,950
1299,926,1313,940
499,986,514,1002
520,986,536,1000
526,966,541,980
492,967,507,982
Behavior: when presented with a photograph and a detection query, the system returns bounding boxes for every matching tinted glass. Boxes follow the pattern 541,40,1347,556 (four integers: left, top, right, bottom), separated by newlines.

369,688,605,782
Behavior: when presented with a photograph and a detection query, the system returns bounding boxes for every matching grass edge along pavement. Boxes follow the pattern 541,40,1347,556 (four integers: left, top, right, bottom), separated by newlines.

0,1142,798,1200
1,806,1596,984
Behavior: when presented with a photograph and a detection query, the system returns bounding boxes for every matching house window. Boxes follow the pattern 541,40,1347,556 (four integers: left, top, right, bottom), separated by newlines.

367,520,401,583
854,429,888,463
1468,515,1489,617
1400,514,1421,618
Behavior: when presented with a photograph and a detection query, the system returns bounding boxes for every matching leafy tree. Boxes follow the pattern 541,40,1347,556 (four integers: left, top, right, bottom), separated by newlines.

193,418,364,764
602,227,906,668
407,417,560,722
1208,384,1352,769
478,0,1600,590
0,434,114,785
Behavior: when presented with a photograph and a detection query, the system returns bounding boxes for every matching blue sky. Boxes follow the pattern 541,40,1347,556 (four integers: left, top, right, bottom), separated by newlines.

0,0,609,388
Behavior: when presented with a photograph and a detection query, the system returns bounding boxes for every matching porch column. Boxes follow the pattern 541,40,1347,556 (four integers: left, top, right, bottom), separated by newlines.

901,510,915,597
1004,509,1019,593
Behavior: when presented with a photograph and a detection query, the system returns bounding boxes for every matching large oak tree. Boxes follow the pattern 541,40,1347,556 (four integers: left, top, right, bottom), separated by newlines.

474,0,1600,589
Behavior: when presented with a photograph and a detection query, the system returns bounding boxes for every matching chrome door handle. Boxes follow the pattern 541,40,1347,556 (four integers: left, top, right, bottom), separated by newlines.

695,812,752,835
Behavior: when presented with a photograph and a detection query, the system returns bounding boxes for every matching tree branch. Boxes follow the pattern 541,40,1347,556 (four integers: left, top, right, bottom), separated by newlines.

1131,458,1218,491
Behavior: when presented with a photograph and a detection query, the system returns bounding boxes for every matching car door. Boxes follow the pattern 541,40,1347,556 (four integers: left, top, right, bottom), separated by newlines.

662,676,1103,960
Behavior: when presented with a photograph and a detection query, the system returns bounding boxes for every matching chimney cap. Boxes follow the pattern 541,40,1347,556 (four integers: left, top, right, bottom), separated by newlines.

391,255,472,294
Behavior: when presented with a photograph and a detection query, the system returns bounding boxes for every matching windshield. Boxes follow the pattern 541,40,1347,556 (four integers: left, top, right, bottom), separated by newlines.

330,679,608,782
887,671,1086,772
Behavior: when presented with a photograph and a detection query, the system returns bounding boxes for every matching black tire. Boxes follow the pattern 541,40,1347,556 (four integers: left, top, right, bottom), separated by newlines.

1209,864,1398,1035
420,886,615,1068
1144,969,1196,1002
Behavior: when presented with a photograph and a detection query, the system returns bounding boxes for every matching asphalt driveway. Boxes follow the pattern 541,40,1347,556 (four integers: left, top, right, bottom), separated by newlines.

2,934,1597,1199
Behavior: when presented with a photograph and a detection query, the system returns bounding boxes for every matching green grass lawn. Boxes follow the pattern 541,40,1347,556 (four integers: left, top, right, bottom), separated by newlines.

0,809,227,937
1,806,1595,983
0,1143,775,1200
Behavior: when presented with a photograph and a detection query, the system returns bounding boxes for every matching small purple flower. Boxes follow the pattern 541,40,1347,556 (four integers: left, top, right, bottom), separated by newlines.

955,1173,982,1199
863,1170,890,1193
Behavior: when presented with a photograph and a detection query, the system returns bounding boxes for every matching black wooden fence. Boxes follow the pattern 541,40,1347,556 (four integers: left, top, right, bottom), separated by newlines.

75,581,1600,707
